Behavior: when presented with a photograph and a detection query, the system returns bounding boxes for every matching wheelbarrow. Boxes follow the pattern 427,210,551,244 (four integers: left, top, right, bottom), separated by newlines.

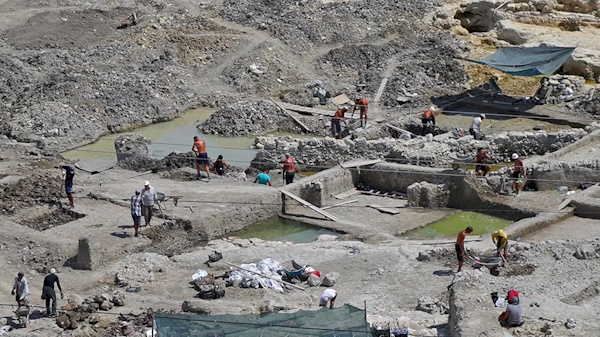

469,255,503,276
14,298,30,328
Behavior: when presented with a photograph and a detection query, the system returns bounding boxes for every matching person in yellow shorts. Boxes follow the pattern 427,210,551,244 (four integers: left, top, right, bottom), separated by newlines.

492,229,508,260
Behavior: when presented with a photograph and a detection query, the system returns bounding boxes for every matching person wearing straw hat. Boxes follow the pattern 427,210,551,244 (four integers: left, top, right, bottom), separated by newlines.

42,268,63,317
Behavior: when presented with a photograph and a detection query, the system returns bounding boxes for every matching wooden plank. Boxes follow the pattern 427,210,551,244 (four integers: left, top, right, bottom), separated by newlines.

373,78,388,102
223,261,305,291
360,190,406,200
280,190,339,222
421,238,484,245
333,188,360,200
339,159,382,169
321,199,358,210
386,123,416,138
276,101,334,116
556,197,573,211
270,99,310,132
127,170,153,179
332,94,351,106
367,204,400,215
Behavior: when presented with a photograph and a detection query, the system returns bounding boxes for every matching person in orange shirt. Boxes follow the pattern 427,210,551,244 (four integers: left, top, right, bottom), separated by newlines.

192,136,210,180
421,106,436,135
331,107,347,139
352,97,369,127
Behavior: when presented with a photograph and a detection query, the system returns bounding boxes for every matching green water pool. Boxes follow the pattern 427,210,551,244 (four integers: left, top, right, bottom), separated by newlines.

235,217,341,243
406,211,512,239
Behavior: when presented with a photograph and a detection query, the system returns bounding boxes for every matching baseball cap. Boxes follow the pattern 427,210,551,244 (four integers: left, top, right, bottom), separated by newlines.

50,268,56,274
480,114,486,119
144,181,150,186
430,106,435,111
511,153,519,160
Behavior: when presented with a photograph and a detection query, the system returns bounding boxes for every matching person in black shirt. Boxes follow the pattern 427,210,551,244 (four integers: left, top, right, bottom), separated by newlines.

43,268,63,316
213,155,232,176
59,165,75,207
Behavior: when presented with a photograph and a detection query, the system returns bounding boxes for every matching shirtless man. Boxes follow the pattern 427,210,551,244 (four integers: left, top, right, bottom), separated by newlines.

192,136,210,180
456,226,473,273
511,153,526,195
474,148,492,176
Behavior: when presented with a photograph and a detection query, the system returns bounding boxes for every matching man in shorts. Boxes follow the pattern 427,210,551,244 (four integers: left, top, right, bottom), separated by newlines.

352,97,369,127
455,226,473,273
59,165,75,207
192,136,210,180
474,147,492,176
511,153,526,195
130,190,142,237
331,107,347,139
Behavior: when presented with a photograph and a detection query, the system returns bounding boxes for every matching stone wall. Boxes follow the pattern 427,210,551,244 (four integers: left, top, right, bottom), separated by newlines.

251,129,586,171
282,166,356,207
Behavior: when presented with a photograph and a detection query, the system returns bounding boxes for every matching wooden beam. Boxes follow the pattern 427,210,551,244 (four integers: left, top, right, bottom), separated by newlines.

321,199,358,210
270,99,310,133
127,170,152,179
367,204,400,215
373,78,388,102
223,261,305,291
333,188,360,200
274,101,334,116
339,159,381,169
386,123,416,138
421,238,484,245
280,190,339,222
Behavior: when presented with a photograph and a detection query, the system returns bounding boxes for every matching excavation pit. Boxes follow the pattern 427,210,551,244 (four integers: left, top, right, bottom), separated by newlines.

19,207,85,231
404,211,513,239
234,217,342,243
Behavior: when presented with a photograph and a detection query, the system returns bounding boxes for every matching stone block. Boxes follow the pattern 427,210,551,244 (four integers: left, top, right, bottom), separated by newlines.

114,134,152,162
407,181,450,208
76,237,97,270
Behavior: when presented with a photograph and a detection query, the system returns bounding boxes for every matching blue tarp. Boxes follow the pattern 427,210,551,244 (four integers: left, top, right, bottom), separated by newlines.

463,47,576,76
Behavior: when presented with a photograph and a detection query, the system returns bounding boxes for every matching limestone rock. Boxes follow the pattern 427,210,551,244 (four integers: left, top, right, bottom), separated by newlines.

565,318,577,329
416,296,448,314
417,252,430,262
99,300,113,311
114,134,152,163
496,20,534,45
573,244,597,259
56,315,70,329
182,300,211,314
322,272,338,287
76,237,97,270
407,181,449,208
307,273,321,286
454,0,501,32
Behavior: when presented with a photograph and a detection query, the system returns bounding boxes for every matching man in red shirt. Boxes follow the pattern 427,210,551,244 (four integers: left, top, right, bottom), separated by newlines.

282,153,295,185
331,107,347,139
352,97,369,127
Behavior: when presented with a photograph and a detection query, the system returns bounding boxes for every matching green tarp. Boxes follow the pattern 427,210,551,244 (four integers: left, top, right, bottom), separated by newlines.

463,47,575,76
154,304,370,337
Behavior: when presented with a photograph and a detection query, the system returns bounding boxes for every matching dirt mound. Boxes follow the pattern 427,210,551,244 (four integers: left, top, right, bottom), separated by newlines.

198,100,298,136
3,8,126,50
0,173,64,214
